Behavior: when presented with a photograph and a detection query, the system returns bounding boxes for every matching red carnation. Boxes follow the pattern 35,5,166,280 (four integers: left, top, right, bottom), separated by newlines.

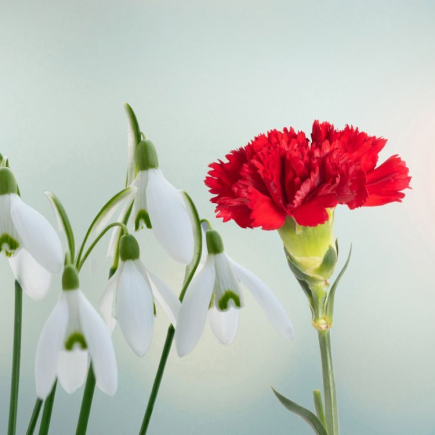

205,121,411,229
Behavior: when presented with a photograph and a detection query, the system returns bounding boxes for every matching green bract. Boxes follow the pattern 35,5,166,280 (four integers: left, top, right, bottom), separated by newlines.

62,265,80,291
0,167,18,196
278,210,337,290
136,140,159,171
120,234,140,261
206,230,224,255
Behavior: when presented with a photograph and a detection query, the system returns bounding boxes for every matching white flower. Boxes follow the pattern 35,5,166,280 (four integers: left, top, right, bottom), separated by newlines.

132,140,194,264
0,168,63,300
175,230,295,357
99,235,181,356
35,265,118,399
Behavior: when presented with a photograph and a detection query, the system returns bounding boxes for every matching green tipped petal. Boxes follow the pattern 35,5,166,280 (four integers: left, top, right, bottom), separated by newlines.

217,291,241,311
135,209,152,230
65,332,87,350
0,234,20,256
206,230,224,255
0,168,18,195
120,234,140,261
62,265,80,291
136,140,159,170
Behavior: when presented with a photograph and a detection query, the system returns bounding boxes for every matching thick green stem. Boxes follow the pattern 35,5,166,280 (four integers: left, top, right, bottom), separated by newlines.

75,365,96,435
39,382,57,435
26,399,43,435
7,281,22,435
318,330,339,435
139,326,175,435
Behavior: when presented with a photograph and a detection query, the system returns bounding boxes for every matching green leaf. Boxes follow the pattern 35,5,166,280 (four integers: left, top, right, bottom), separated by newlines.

45,191,75,260
324,244,352,324
180,191,202,301
272,388,328,435
314,244,337,278
284,247,314,305
313,389,327,429
124,103,141,186
75,186,136,266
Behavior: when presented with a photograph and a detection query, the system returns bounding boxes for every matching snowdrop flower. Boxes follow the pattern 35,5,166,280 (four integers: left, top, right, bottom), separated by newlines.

132,140,194,264
175,229,295,357
0,168,63,300
100,234,181,356
35,265,117,399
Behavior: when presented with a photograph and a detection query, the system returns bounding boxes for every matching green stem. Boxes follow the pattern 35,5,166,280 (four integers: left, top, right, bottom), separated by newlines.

318,330,339,435
7,280,22,435
139,326,175,435
75,261,122,434
75,365,96,435
76,222,128,271
139,258,200,435
26,399,43,435
39,382,57,435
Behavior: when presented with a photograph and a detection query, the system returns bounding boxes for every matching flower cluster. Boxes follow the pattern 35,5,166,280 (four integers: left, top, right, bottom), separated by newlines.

0,104,294,423
205,121,411,229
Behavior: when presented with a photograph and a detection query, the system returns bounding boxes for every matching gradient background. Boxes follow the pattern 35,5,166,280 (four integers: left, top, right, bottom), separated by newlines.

1,1,434,434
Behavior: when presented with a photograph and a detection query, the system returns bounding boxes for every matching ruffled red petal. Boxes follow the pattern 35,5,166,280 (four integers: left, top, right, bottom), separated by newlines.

364,155,411,206
205,122,410,230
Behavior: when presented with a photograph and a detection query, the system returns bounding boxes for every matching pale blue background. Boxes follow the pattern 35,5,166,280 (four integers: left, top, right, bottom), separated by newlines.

0,1,434,434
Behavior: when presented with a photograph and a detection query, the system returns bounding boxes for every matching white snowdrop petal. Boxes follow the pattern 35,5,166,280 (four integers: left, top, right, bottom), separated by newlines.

77,291,118,396
9,249,52,301
132,171,150,231
57,349,89,394
208,306,240,346
146,169,194,264
140,264,181,327
35,294,69,399
0,194,21,255
10,195,63,274
117,261,154,356
228,256,296,340
175,256,215,357
99,266,122,334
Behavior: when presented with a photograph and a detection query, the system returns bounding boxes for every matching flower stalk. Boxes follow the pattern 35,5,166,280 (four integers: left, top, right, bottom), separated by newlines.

7,280,22,435
139,192,202,434
318,330,339,435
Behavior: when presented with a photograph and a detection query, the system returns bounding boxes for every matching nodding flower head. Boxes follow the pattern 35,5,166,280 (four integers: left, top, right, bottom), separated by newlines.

0,167,63,300
34,265,118,399
175,229,295,357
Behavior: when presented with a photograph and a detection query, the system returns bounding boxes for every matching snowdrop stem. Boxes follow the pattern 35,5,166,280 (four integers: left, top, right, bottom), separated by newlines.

7,281,22,435
75,365,96,435
38,382,57,435
139,192,203,435
139,325,175,435
76,222,129,271
139,267,199,434
318,330,339,435
75,263,119,435
25,398,43,435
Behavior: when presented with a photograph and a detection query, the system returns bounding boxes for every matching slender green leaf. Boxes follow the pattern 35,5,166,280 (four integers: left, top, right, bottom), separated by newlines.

124,103,141,186
180,191,202,299
45,191,75,260
272,388,328,435
75,186,136,266
313,389,327,429
324,244,352,324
